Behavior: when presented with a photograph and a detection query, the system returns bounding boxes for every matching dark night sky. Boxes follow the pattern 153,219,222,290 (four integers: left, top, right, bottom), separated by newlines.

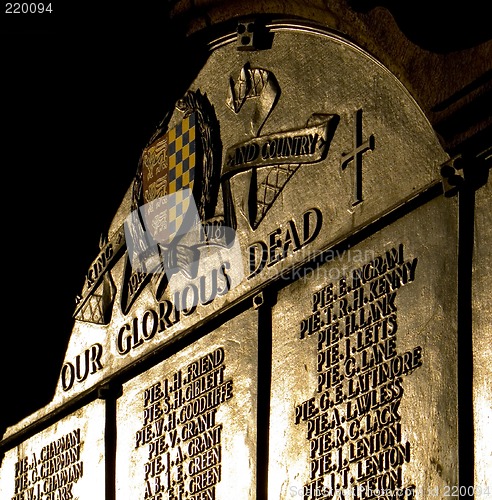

1,3,179,431
1,2,490,433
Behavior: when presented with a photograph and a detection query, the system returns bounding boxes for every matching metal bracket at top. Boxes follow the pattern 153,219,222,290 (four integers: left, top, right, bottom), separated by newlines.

252,291,264,309
440,155,465,197
236,19,272,51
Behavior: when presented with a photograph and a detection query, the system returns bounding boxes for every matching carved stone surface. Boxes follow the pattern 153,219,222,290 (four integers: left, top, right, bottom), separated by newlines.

2,16,485,500
0,400,106,499
2,24,448,436
115,309,258,499
473,178,492,497
269,195,458,498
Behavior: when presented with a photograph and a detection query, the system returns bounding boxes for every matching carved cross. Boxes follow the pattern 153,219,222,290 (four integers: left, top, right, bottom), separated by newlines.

341,108,375,206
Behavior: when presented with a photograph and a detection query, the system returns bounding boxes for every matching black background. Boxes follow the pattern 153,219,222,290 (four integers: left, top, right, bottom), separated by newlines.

1,2,183,431
1,1,490,433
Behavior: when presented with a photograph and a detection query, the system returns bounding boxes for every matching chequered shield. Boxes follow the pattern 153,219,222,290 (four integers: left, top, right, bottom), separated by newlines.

141,112,198,245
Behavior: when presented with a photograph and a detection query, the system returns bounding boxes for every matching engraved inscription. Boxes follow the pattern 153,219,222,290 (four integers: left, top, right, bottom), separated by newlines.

296,244,421,499
225,123,331,172
134,348,233,499
247,208,323,279
61,343,103,391
11,429,83,500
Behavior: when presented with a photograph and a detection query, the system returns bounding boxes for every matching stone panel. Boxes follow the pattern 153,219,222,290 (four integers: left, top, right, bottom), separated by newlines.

473,177,492,498
269,194,458,499
0,400,106,500
115,308,258,500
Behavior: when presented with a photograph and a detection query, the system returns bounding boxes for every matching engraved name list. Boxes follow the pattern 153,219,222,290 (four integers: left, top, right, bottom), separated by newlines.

295,243,421,500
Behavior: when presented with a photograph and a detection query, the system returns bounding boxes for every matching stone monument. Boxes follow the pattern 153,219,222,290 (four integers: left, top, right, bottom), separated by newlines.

1,7,490,500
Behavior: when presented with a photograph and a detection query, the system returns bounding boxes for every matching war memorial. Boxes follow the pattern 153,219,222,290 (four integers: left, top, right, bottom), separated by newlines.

1,1,490,499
